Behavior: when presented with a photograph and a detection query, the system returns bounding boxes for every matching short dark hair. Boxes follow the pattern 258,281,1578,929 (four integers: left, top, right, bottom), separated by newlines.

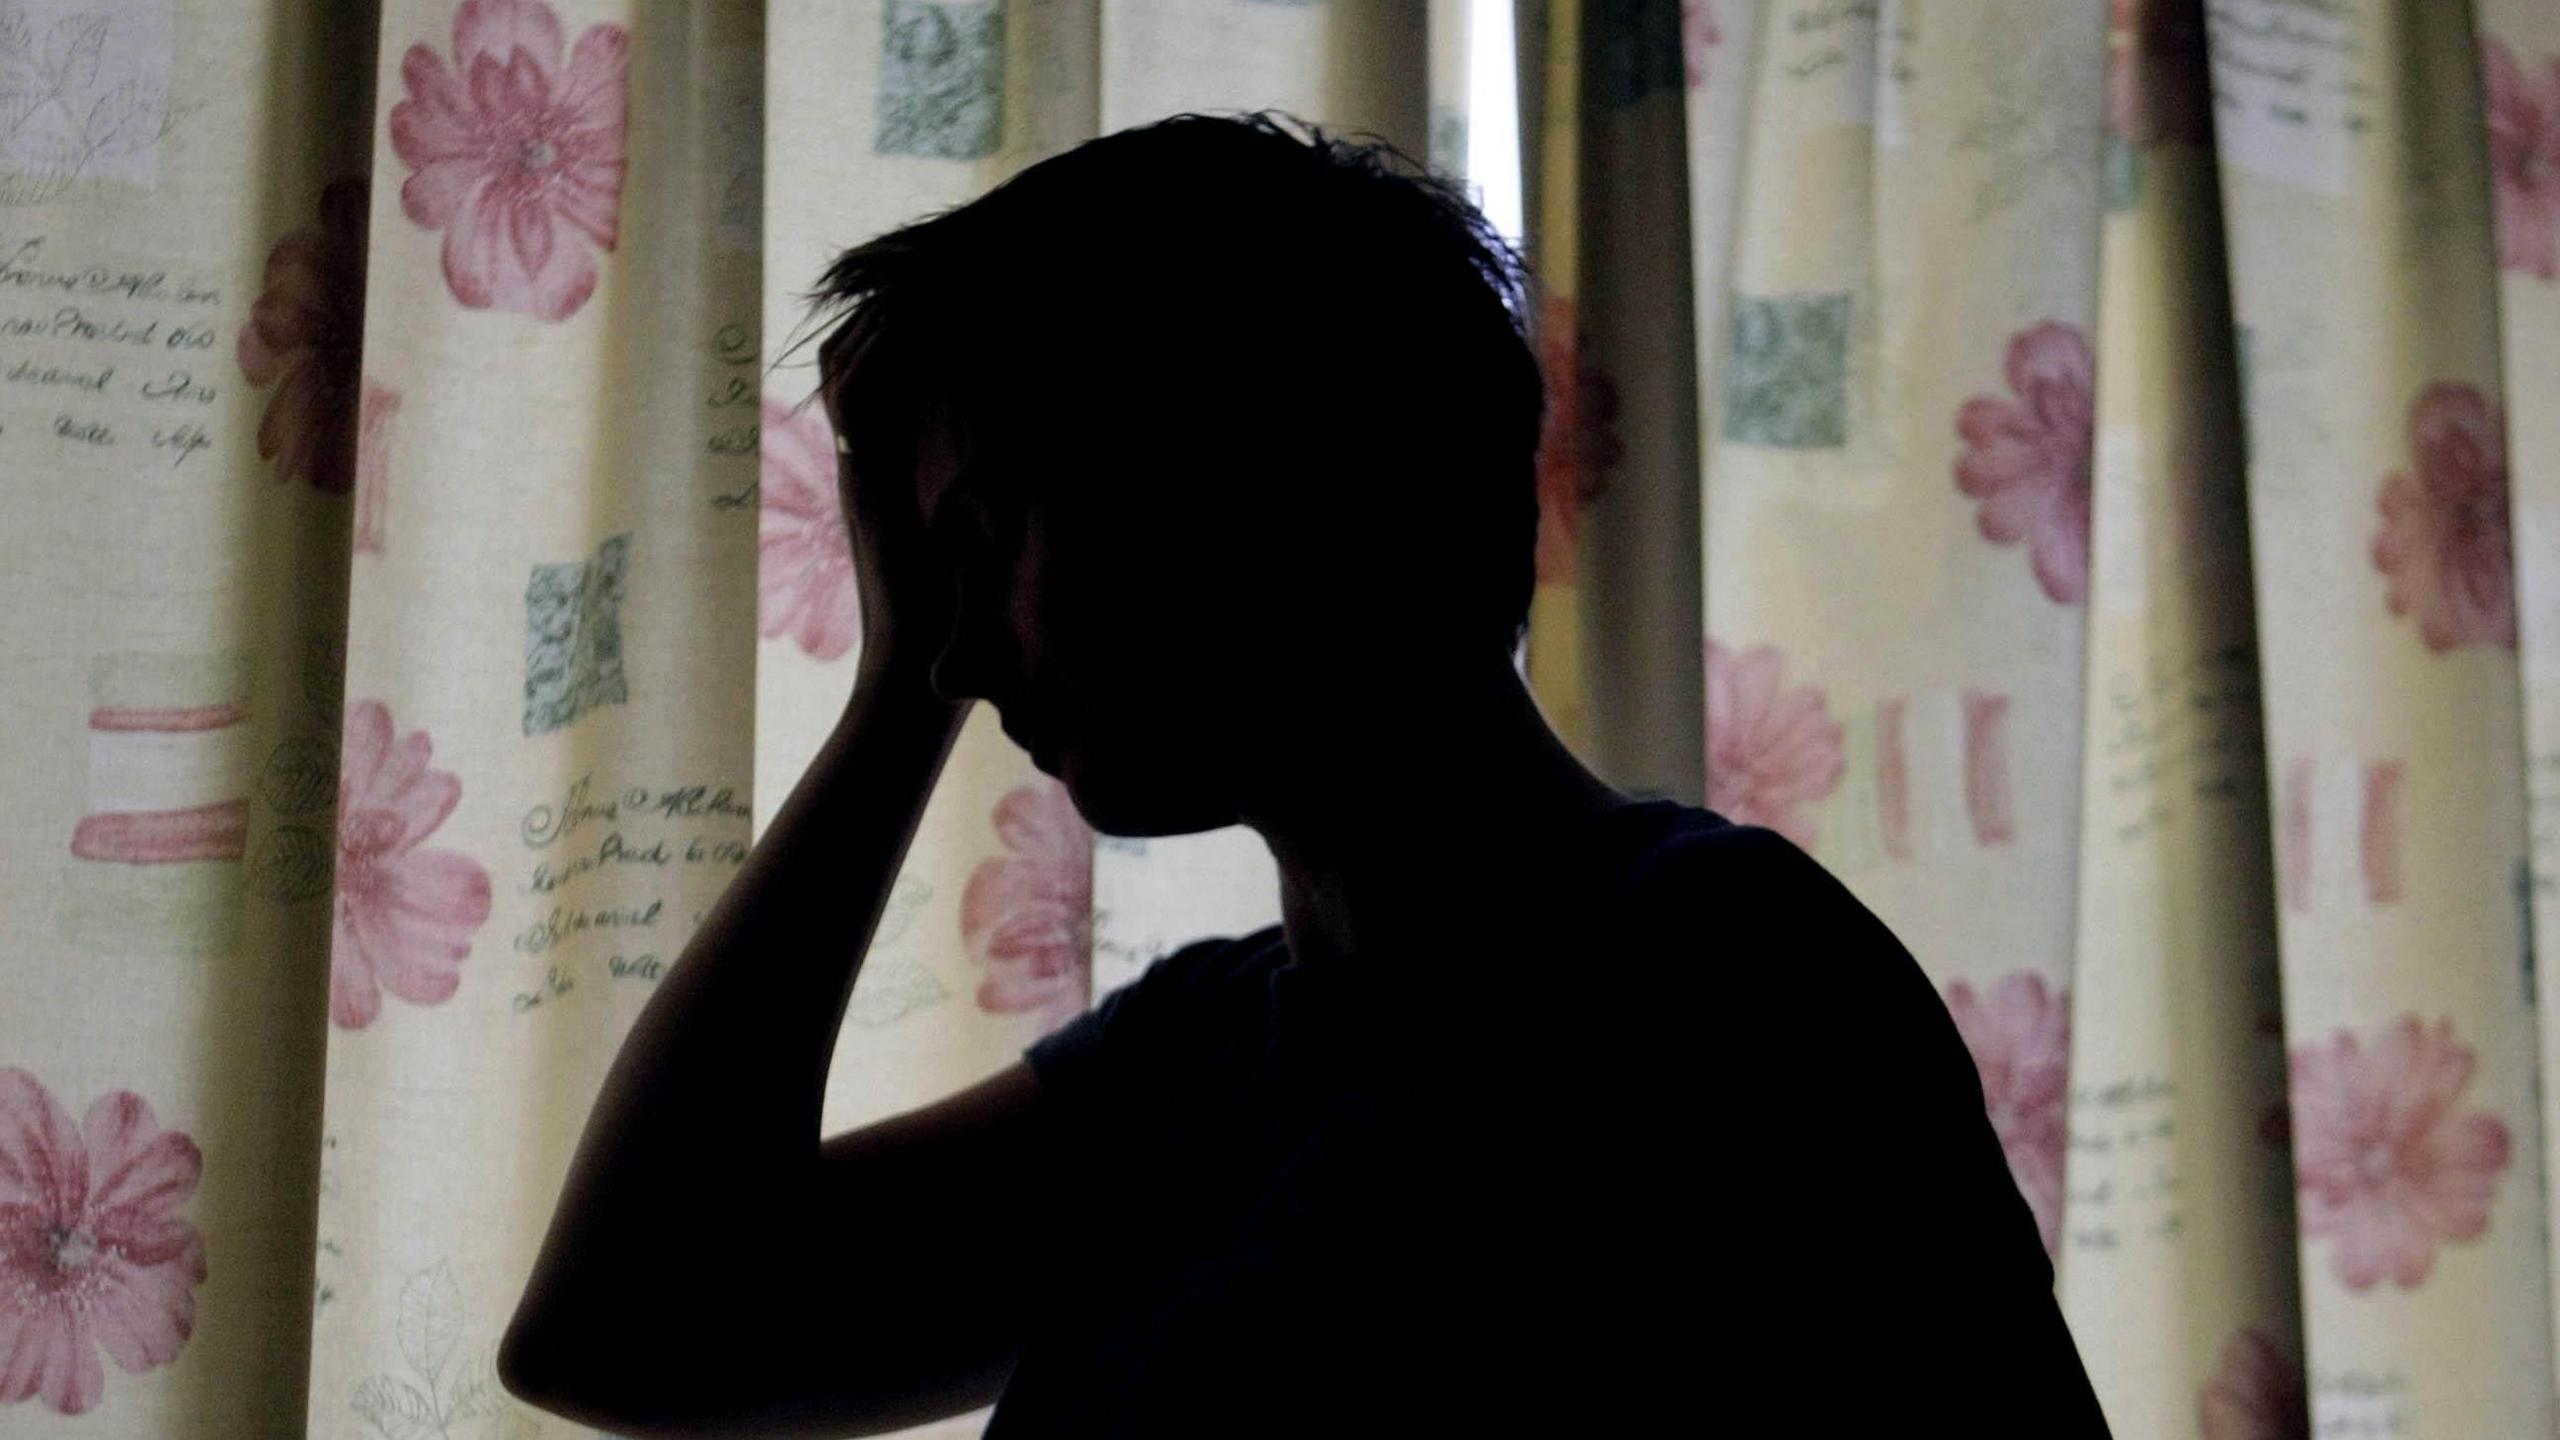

788,109,1544,660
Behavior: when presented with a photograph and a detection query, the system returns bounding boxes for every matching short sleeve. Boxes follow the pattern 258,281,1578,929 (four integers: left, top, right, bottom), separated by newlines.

1022,926,1284,1128
1620,822,2104,1424
1615,820,2059,1285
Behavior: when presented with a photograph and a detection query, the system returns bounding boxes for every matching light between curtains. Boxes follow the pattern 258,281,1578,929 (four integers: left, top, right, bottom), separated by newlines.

0,2,1460,1437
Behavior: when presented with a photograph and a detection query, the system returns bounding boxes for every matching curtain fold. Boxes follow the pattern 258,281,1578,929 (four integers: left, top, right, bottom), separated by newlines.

1691,0,2107,1298
1655,0,2554,1433
308,4,769,1436
2504,0,2560,1405
2215,3,2551,1430
2057,7,2295,1431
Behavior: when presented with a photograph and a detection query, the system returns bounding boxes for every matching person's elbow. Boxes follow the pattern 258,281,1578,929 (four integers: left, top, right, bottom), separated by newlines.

495,1311,617,1431
496,1300,685,1437
497,1237,678,1424
492,1316,554,1409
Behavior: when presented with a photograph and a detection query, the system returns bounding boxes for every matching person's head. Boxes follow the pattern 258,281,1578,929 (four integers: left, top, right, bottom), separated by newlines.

796,110,1545,837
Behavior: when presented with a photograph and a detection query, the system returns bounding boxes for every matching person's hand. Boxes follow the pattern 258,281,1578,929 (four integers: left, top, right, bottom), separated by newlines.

821,390,961,689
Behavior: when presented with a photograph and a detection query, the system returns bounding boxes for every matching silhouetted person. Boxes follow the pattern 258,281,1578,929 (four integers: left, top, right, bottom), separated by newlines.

496,111,2113,1437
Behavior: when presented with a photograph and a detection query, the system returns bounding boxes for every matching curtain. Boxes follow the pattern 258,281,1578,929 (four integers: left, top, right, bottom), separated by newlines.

0,1,2551,1438
1627,0,2540,1435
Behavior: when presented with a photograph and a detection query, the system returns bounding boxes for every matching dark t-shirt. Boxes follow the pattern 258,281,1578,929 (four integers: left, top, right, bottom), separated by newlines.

985,800,2111,1436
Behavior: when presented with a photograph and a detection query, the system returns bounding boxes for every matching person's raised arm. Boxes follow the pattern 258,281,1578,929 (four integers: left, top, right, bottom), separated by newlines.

494,652,970,1419
498,370,1020,1435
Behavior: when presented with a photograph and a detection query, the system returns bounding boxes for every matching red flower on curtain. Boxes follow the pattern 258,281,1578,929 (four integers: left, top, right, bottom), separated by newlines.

2483,35,2560,281
961,780,1095,1036
332,700,493,1029
2285,1014,2512,1291
1942,971,2070,1256
2372,382,2516,654
354,381,401,555
1703,637,1844,850
2198,1326,2309,1440
1682,0,1721,90
0,1069,206,1416
2108,0,2211,148
1534,295,1621,585
759,395,863,662
389,0,630,321
1576,368,1625,477
1955,320,2094,606
236,176,369,494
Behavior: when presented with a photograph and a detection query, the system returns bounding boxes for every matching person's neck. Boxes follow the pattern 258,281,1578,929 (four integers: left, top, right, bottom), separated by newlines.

1240,660,1636,974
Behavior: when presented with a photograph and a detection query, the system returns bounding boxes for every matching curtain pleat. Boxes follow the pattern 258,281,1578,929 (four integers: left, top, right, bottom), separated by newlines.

1694,0,2107,1300
2485,0,2560,1409
2214,2,2552,1430
306,2,768,1436
2056,6,2297,1428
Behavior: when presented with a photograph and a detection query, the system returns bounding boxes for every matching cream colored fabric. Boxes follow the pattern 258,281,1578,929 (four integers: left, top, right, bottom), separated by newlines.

2498,0,2560,1415
1673,1,2556,1435
1696,0,2105,1283
309,4,768,1438
2216,4,2549,1432
2058,25,2295,1434
5,0,2555,1434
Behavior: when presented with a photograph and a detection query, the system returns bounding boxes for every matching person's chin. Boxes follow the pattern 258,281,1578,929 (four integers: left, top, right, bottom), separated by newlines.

1056,763,1236,840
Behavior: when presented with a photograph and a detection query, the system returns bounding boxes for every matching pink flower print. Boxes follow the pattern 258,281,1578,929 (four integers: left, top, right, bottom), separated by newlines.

1536,297,1597,584
1703,637,1845,850
354,381,400,555
759,395,863,662
2484,36,2560,281
961,780,1095,1035
389,0,630,321
2285,1014,2513,1291
1956,320,2094,606
2198,1326,2309,1440
2373,382,2517,654
1535,294,1621,585
236,176,369,494
1682,0,1721,90
1942,971,2070,1256
2108,0,2211,148
0,1070,206,1415
331,700,492,1029
1577,368,1625,476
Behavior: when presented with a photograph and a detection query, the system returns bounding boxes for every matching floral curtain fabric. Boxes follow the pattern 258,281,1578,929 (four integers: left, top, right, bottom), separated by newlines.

1644,1,2560,1435
5,0,2558,1436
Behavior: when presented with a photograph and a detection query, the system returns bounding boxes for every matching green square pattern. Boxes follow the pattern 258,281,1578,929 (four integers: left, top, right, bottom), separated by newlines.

1723,292,1852,449
877,0,1006,160
525,533,631,737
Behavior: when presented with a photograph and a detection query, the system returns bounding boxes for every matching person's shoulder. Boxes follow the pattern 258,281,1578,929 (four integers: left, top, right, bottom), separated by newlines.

1582,808,2067,1304
1070,917,1290,1040
1619,808,1879,937
1119,922,1290,1012
1025,923,1286,1083
1612,809,1963,1046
